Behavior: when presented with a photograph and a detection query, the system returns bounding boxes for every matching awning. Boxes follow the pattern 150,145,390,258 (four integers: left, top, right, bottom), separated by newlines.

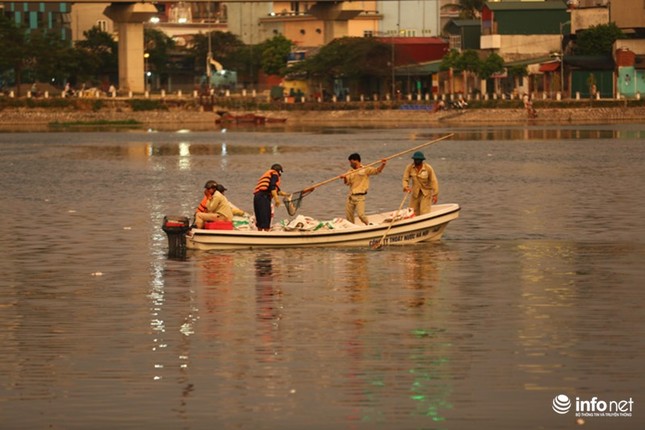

539,61,560,73
504,55,554,67
565,55,614,70
394,60,442,76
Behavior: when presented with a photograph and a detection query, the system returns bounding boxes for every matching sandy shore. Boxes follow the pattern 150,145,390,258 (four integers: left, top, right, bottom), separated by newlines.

1,104,644,131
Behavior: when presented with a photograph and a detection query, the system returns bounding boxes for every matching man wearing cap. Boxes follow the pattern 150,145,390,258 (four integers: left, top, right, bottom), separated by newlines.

215,183,246,217
253,164,288,231
194,180,235,228
341,153,387,225
402,151,439,216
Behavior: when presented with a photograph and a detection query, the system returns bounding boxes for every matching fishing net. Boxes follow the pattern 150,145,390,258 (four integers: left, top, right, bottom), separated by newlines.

283,190,314,216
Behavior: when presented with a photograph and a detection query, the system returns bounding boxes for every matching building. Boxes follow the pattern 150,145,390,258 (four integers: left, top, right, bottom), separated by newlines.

1,1,72,41
444,19,480,51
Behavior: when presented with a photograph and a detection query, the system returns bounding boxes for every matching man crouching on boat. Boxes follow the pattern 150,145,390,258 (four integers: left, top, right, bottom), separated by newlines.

194,180,241,228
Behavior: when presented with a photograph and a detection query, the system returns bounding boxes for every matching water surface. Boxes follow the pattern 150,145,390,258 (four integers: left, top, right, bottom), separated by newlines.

1,124,643,429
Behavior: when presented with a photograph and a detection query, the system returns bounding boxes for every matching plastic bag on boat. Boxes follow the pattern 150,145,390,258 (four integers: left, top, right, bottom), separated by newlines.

382,208,415,223
329,218,357,229
284,215,319,231
279,215,357,231
233,214,256,230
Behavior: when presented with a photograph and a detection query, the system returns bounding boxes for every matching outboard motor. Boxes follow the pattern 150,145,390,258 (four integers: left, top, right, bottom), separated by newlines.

162,215,190,257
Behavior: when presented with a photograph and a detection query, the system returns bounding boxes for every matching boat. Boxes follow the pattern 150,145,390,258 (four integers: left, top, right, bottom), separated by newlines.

162,203,460,252
214,111,287,125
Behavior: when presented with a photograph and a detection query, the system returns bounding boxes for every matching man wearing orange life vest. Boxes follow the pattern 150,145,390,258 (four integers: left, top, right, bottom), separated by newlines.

253,164,288,231
194,180,238,229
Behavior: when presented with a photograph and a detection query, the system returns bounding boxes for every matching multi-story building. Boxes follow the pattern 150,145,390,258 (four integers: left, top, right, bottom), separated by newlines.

477,0,643,98
1,1,72,41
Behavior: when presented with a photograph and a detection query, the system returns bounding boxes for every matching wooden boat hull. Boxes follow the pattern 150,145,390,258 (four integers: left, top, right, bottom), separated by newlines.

185,204,460,250
215,113,287,125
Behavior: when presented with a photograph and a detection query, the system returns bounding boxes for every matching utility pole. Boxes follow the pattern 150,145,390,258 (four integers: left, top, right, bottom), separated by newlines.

560,20,570,98
206,1,213,89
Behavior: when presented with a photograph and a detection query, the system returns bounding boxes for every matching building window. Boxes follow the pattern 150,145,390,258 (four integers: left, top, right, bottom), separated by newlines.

364,30,373,37
449,35,461,50
97,19,107,31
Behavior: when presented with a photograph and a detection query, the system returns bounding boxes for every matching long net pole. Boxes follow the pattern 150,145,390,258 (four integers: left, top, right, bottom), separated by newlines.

283,133,454,216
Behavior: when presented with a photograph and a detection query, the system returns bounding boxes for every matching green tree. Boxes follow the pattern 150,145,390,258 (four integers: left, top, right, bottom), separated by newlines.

294,37,390,94
441,49,481,94
29,29,76,85
74,26,118,85
574,23,624,56
145,28,176,77
0,16,76,95
257,34,294,77
507,65,528,80
457,49,481,93
0,15,29,95
479,52,505,80
232,44,262,87
190,31,244,75
440,49,461,71
479,52,506,94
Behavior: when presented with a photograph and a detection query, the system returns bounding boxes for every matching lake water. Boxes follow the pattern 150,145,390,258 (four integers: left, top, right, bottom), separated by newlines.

0,124,644,430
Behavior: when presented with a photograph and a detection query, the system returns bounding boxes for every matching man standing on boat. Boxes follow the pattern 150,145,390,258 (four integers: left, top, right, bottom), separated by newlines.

341,153,386,225
194,180,236,228
253,164,288,231
402,151,439,216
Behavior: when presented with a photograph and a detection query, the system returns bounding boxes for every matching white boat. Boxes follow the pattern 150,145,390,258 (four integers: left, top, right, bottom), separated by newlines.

163,204,460,252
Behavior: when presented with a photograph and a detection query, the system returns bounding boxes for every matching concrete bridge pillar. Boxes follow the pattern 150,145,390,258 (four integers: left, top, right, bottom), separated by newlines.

308,2,362,44
103,2,157,93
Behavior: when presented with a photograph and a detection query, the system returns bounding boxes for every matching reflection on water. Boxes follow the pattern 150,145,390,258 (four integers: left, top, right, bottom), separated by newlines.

0,125,643,429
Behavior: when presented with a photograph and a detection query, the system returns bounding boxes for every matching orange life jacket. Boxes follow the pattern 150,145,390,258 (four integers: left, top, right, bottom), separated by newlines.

196,195,209,213
253,169,281,194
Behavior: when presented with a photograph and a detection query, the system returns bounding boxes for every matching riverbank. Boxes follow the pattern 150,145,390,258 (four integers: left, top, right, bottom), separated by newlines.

1,101,644,131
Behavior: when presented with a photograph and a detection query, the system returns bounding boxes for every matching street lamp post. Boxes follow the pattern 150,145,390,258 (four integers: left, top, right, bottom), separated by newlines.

143,52,150,93
391,33,395,100
560,20,570,98
207,2,213,90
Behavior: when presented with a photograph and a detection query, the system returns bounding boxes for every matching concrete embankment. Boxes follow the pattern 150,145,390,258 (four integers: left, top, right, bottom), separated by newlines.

1,102,644,131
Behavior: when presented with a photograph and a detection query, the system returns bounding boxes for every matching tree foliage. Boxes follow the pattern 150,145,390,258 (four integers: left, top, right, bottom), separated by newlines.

74,26,117,84
293,37,390,89
440,49,461,71
29,30,76,84
479,52,505,79
0,15,76,94
145,28,177,76
457,49,481,74
191,30,244,74
257,34,294,77
574,23,624,56
0,15,29,92
507,65,528,79
441,49,481,73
